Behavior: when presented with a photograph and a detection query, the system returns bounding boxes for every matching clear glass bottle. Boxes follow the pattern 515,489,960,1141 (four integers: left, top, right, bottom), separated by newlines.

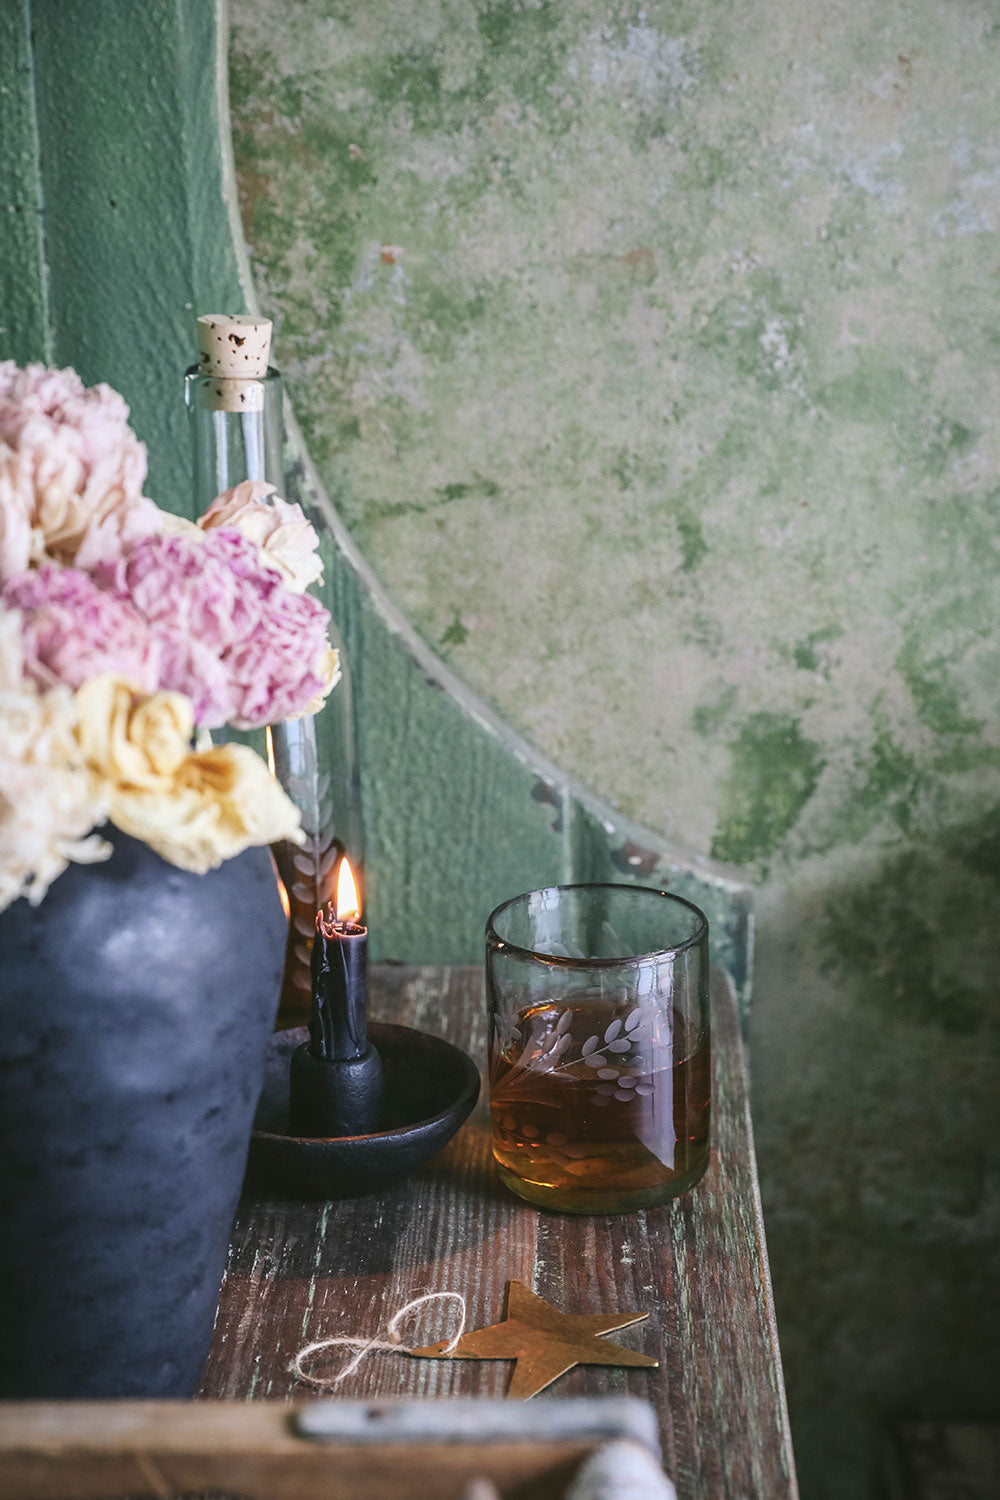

185,316,363,1025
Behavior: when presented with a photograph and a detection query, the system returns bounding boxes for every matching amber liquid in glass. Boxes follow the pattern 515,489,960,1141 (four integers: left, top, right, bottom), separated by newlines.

489,996,710,1211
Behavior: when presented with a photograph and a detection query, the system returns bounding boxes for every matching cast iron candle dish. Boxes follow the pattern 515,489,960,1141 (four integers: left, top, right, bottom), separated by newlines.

289,859,384,1137
249,856,480,1199
250,1023,480,1199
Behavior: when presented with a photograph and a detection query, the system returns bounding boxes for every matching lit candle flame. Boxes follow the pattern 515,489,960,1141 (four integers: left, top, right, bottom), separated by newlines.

336,856,361,925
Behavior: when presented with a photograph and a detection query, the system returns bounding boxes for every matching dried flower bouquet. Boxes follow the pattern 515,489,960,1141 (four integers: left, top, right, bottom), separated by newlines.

0,361,340,910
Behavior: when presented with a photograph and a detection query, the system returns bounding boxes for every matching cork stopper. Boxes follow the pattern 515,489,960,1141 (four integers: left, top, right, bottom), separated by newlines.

200,378,265,413
196,314,272,377
195,315,273,412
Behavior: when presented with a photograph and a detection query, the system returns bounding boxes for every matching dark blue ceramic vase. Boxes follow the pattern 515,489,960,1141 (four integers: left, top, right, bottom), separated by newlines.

0,830,286,1397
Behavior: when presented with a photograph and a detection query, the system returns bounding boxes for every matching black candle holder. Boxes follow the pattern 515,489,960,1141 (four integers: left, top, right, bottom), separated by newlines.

248,1022,480,1200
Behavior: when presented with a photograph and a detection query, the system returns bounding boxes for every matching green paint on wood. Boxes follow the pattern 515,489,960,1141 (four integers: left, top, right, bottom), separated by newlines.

26,0,244,517
0,0,48,364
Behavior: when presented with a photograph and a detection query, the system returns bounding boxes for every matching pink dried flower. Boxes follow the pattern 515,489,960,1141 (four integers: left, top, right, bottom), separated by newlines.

3,564,160,694
198,480,324,593
97,529,333,729
0,361,161,582
222,575,333,728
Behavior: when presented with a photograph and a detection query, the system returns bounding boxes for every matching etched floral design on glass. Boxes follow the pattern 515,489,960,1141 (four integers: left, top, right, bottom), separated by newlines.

486,885,711,1214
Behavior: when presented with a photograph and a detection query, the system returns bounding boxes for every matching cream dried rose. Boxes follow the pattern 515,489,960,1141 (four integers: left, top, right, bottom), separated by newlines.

0,603,25,691
0,617,111,911
197,480,324,593
0,746,111,910
75,675,303,874
0,475,32,581
128,693,193,776
0,362,163,581
75,671,179,788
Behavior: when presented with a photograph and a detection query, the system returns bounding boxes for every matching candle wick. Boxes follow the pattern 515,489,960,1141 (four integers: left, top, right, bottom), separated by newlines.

316,903,338,940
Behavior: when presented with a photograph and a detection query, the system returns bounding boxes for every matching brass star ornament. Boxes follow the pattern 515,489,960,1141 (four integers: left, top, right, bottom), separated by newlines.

408,1280,658,1399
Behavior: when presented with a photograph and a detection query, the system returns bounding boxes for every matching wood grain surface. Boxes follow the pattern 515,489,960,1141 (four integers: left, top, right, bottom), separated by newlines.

200,965,798,1500
0,1401,602,1500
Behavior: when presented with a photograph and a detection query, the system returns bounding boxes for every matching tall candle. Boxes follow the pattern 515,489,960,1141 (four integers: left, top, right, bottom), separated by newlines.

310,858,367,1061
290,856,383,1137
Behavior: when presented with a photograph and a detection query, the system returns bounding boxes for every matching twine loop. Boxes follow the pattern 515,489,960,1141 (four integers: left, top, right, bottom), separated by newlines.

291,1290,467,1389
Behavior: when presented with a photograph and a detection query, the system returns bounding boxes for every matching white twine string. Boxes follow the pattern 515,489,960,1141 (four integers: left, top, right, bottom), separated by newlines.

291,1290,468,1389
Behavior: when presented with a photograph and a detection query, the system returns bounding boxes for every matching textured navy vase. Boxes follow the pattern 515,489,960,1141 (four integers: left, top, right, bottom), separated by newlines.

0,830,286,1398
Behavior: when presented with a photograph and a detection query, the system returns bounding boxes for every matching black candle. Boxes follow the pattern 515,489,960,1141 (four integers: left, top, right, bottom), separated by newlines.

289,857,384,1138
310,904,368,1060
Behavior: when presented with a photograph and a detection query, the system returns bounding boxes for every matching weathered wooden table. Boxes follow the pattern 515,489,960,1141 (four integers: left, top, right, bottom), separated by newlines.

201,965,798,1500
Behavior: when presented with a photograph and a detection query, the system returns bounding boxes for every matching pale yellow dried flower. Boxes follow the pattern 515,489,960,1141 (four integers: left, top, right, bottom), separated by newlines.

75,675,303,874
0,611,111,911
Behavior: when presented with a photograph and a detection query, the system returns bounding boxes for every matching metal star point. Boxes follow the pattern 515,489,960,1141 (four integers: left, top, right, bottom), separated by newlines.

407,1279,657,1399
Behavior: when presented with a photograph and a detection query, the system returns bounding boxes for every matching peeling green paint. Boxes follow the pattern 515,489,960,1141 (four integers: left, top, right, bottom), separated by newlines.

856,731,924,835
711,714,825,866
820,850,989,1037
692,687,738,738
820,354,916,425
897,639,984,739
793,627,841,675
946,809,1000,885
439,608,469,649
675,508,707,572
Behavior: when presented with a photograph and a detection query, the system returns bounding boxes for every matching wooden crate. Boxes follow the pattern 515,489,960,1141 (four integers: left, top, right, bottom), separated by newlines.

0,1396,670,1500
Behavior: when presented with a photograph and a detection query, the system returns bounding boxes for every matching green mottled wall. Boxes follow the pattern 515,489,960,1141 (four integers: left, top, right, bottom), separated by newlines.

229,2,1000,1495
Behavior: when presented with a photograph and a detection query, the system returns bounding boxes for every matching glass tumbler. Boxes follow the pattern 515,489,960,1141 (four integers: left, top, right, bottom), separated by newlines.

486,884,711,1213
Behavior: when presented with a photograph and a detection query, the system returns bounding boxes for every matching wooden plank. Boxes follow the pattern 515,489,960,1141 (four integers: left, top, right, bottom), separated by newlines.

0,0,49,364
201,965,797,1499
203,967,538,1404
27,0,241,511
0,1399,591,1500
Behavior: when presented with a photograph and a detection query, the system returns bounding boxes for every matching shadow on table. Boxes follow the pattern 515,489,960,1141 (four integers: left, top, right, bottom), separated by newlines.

230,1122,522,1279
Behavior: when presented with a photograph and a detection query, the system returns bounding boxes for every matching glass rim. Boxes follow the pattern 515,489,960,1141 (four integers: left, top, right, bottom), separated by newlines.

485,882,709,969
